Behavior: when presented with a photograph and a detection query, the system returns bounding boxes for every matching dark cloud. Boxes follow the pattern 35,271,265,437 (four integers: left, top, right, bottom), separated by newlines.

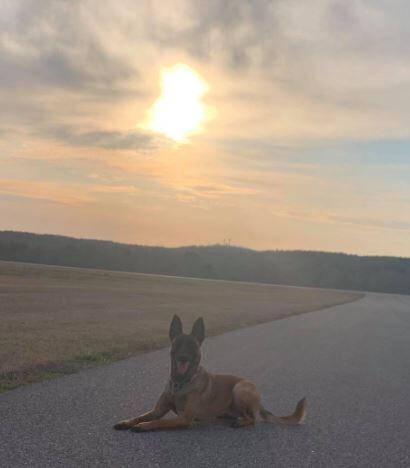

0,1,136,91
0,47,134,90
147,0,410,68
148,0,278,69
2,0,410,87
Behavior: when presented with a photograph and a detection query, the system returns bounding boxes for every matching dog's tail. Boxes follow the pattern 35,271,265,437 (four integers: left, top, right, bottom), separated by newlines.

259,397,306,426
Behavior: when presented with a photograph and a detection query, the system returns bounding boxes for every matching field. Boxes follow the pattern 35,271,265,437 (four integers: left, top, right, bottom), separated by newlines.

0,260,363,392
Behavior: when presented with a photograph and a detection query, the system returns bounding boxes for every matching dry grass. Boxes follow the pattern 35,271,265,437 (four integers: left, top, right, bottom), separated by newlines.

0,260,363,392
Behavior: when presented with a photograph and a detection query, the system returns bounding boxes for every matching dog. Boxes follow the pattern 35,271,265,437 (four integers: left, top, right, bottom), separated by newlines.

114,315,306,432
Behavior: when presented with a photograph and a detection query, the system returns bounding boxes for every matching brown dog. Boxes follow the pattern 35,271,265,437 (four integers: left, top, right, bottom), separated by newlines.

114,315,306,432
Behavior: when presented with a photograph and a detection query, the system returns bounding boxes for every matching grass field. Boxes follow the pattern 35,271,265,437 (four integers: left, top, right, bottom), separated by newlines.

0,260,363,392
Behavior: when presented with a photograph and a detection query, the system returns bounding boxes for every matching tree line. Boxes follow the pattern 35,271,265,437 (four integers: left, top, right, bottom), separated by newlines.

1,230,409,295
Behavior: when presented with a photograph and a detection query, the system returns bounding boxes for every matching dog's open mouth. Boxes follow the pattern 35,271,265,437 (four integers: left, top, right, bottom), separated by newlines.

176,360,190,375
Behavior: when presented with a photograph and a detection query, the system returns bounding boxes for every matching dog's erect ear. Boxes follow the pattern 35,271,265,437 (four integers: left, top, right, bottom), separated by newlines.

169,314,183,342
191,317,205,345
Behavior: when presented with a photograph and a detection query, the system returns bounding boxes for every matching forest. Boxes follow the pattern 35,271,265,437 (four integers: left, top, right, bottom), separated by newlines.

1,230,409,295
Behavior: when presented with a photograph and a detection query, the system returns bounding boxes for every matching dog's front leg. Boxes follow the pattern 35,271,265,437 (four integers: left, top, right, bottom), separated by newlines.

131,394,198,432
114,392,171,430
130,414,193,432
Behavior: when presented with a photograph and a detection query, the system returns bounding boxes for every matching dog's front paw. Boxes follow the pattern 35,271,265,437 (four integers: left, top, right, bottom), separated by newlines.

130,424,147,433
114,420,133,430
130,422,154,432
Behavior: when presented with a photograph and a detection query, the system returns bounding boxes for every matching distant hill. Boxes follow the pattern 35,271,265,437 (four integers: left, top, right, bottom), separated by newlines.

1,230,409,295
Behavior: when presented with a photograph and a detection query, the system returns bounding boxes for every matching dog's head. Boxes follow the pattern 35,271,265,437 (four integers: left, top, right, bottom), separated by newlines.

169,314,205,381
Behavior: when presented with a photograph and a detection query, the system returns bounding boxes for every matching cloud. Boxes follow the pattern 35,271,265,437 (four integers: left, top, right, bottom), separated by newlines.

0,46,134,91
273,206,410,233
90,184,140,194
0,179,94,206
190,183,258,197
172,181,259,206
0,1,136,91
47,126,157,152
146,0,278,68
0,178,141,206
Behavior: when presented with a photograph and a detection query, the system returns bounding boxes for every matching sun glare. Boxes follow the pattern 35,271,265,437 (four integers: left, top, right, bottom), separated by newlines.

147,64,209,142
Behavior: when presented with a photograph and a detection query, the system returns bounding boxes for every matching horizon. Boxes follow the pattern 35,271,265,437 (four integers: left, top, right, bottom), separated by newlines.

1,2,410,257
2,229,409,260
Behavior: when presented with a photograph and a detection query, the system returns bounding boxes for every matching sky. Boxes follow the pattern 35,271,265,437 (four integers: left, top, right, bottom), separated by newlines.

1,0,410,257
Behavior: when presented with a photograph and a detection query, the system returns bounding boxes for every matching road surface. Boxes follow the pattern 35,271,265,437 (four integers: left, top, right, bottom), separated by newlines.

1,292,410,467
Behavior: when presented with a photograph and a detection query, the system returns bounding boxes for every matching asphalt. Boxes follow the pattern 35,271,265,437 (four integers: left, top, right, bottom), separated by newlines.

1,292,410,467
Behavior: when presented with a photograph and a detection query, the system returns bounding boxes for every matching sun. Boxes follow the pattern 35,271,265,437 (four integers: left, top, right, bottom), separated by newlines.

147,63,209,142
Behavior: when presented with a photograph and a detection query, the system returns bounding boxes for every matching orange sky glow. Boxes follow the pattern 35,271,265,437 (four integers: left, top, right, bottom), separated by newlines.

1,1,410,256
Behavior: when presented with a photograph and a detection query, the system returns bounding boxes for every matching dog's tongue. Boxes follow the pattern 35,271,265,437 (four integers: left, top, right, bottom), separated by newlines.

177,361,189,375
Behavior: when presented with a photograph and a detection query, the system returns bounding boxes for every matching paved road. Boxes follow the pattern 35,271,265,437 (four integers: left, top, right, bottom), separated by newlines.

1,293,410,467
